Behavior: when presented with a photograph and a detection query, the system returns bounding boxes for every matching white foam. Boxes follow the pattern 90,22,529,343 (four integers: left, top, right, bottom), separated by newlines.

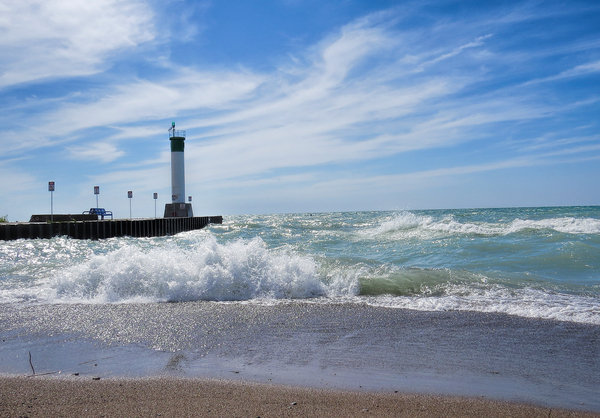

508,217,600,234
50,236,327,303
365,285,600,325
368,212,429,235
364,212,600,238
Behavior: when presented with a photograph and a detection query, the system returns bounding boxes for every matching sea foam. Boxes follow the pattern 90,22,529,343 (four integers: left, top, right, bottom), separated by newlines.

365,211,600,238
366,285,600,325
51,236,327,303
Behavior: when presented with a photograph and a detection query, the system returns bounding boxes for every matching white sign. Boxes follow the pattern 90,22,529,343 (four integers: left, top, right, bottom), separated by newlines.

48,181,55,192
94,186,99,195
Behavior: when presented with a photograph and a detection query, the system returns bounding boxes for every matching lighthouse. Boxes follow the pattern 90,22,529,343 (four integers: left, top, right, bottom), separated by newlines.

164,121,193,217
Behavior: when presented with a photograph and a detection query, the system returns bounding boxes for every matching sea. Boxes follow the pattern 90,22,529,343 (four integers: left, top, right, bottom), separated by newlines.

1,207,599,410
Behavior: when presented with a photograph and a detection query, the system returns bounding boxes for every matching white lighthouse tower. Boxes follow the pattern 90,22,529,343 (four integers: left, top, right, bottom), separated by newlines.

164,121,193,217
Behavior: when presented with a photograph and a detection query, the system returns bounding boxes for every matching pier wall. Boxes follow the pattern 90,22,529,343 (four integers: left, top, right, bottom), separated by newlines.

0,216,222,241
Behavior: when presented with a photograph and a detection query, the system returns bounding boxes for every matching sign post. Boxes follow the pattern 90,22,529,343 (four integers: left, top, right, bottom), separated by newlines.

128,191,133,219
154,193,158,218
48,182,55,221
94,186,100,209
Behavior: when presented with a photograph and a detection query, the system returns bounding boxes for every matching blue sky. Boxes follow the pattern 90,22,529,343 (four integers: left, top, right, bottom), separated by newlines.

1,0,599,220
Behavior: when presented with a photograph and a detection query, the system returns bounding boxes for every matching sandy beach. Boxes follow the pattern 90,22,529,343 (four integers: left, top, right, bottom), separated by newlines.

2,375,599,418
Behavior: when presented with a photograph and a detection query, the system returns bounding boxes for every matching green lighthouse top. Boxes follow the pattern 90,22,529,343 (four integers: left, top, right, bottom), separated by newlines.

169,121,186,151
169,121,185,138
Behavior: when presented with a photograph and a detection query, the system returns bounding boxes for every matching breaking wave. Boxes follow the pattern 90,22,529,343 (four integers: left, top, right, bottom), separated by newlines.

365,211,600,238
51,236,328,303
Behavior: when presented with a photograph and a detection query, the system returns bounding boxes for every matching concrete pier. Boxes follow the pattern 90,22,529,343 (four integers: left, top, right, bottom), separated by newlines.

0,216,222,241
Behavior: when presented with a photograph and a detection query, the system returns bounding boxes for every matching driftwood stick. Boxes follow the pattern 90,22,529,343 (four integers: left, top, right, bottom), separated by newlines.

27,371,60,377
28,351,35,375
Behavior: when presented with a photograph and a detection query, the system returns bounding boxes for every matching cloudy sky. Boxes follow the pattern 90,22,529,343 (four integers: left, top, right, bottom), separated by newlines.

1,0,599,220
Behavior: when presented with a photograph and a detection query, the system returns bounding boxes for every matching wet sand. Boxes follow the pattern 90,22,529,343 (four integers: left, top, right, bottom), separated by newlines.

2,376,599,418
2,303,600,413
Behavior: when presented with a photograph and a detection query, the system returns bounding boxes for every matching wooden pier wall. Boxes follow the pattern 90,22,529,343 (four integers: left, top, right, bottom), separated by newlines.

0,216,222,241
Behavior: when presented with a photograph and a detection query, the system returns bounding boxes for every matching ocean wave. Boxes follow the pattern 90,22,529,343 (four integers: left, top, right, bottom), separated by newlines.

508,217,600,234
364,212,600,238
365,285,600,325
51,236,327,303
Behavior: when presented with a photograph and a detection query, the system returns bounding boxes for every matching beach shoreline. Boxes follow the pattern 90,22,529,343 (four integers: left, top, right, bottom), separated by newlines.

2,302,599,413
2,375,599,418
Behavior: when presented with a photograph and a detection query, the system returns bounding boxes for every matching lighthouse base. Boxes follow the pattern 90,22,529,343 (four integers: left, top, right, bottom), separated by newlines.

164,203,194,218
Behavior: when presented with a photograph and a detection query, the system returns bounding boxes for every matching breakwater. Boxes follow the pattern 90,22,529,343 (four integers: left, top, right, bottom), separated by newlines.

0,216,222,241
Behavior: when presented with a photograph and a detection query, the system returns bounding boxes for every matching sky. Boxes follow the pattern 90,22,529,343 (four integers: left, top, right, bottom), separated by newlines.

1,0,599,220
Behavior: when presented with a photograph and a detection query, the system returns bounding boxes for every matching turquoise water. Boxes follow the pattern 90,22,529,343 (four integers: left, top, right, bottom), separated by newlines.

1,206,599,324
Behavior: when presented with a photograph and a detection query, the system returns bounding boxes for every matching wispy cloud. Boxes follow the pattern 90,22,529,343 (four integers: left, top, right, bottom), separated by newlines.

521,60,600,86
43,69,264,136
67,142,125,163
0,0,155,88
415,34,494,72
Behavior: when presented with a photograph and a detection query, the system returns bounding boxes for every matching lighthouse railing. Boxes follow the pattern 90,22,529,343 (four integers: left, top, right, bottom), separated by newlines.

170,130,186,138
